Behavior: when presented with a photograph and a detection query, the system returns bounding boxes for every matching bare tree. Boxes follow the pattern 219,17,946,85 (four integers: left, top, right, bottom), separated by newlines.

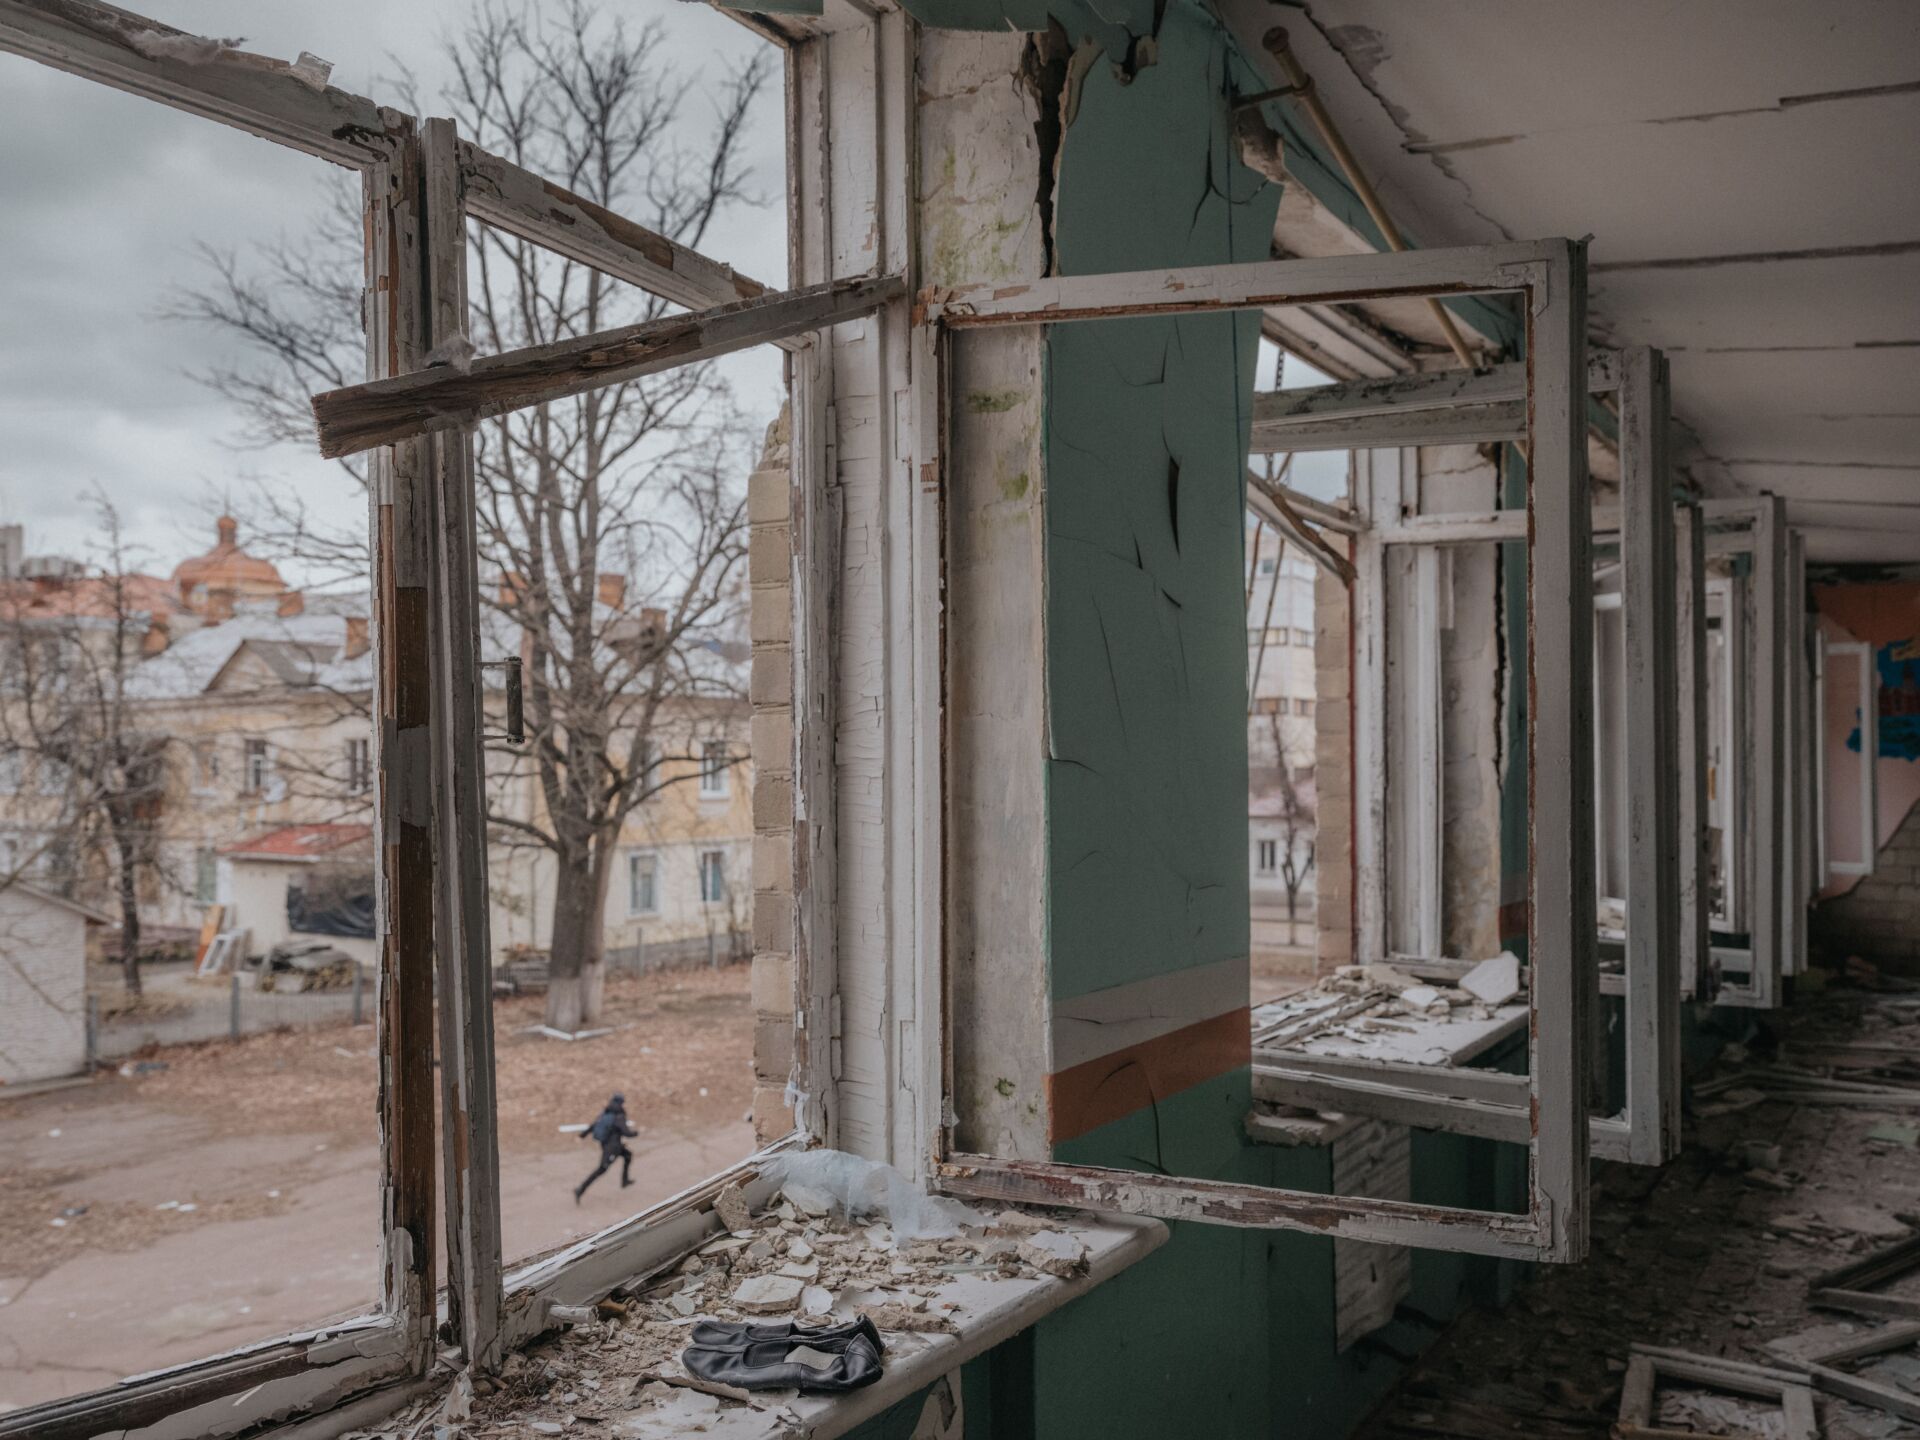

170,1,772,1028
0,496,174,996
1264,710,1317,944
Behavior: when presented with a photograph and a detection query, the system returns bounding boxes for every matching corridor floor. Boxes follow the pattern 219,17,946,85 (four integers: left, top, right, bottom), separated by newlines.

1358,974,1920,1439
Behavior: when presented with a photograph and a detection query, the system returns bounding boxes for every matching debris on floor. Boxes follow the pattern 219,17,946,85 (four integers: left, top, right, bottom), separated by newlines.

1358,982,1920,1440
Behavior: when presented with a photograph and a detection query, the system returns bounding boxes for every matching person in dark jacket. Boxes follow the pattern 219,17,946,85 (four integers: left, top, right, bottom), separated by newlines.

575,1093,638,1203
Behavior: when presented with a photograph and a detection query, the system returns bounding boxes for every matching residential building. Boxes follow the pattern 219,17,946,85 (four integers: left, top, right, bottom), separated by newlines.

0,518,751,969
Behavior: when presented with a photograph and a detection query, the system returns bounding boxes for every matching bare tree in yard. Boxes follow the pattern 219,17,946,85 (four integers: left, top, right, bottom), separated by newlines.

0,498,172,997
172,3,773,1030
1265,710,1316,942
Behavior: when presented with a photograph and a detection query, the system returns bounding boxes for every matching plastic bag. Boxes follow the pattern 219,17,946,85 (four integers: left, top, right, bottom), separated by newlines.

764,1149,987,1241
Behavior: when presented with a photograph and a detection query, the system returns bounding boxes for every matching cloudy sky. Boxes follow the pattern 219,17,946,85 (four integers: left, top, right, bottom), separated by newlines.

0,1,787,588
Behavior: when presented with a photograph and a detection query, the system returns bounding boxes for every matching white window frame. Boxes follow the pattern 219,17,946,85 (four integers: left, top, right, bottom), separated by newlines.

1701,496,1790,1008
698,740,731,798
626,850,659,917
698,847,728,906
0,0,889,1431
1256,838,1279,875
1254,346,1684,1169
243,736,273,794
346,735,372,796
1823,637,1879,880
922,239,1596,1263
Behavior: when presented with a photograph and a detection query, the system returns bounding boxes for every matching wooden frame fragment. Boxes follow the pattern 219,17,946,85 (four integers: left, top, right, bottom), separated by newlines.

924,240,1595,1263
311,274,905,457
1618,1345,1818,1440
1810,1232,1920,1321
1799,1322,1920,1424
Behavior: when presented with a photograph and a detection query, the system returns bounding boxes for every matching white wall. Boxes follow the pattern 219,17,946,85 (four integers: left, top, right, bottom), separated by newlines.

0,888,88,1083
217,859,378,969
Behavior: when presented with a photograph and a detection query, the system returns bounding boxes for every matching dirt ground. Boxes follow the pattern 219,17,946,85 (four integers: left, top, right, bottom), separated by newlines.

1358,977,1920,1440
1253,944,1317,1006
0,963,755,1412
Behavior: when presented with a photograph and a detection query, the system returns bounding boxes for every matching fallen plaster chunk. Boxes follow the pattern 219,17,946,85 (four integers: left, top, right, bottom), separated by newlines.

1460,952,1523,1006
800,1284,834,1316
425,332,477,374
1016,1230,1088,1278
288,51,333,90
732,1275,804,1313
782,1181,832,1217
1359,964,1420,992
713,1182,752,1234
777,1260,820,1280
127,29,245,65
858,1301,959,1334
1400,985,1440,1010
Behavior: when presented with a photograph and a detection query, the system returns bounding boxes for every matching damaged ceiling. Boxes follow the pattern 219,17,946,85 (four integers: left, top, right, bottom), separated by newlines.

1222,0,1920,563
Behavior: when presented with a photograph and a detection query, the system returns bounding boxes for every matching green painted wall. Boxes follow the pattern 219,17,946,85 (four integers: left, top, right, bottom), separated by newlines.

885,4,1533,1435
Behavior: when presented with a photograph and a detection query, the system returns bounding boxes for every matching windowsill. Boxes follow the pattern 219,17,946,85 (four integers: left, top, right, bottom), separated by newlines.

608,1210,1167,1440
469,1147,1167,1440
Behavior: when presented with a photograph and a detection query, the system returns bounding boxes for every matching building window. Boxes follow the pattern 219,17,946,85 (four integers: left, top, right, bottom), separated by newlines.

195,848,218,905
1259,556,1277,575
1256,839,1278,875
191,740,220,792
0,835,18,876
243,738,273,795
699,742,730,798
1293,698,1314,717
699,848,727,905
1293,628,1312,647
0,750,20,795
345,737,372,795
35,757,65,796
628,852,658,915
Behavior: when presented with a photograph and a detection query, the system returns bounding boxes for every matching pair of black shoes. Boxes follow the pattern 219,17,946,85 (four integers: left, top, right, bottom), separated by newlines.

682,1316,883,1393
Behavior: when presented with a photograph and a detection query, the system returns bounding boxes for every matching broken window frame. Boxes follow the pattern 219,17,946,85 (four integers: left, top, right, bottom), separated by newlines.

920,240,1597,1263
0,1,877,1431
1700,496,1791,1008
1822,636,1880,881
1252,347,1687,1169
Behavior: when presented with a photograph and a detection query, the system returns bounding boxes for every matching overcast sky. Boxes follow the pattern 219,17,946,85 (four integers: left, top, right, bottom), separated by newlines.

0,1,787,587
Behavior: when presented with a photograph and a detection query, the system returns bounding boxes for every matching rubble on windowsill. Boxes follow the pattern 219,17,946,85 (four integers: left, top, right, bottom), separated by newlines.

1251,957,1528,1074
353,1175,1099,1439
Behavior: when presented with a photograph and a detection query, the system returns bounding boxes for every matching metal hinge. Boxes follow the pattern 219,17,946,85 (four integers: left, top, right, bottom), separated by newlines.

829,992,843,1081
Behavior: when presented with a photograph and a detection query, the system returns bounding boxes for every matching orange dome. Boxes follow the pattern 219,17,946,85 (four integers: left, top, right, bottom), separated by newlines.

171,516,286,607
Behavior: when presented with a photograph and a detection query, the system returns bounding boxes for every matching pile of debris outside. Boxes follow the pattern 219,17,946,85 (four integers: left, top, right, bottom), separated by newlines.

255,940,362,993
495,945,551,996
358,1154,1095,1440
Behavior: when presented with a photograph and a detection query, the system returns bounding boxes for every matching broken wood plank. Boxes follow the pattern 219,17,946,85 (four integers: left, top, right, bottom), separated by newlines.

932,1152,1557,1261
457,141,786,321
0,0,405,166
1805,1361,1920,1424
421,115,505,1375
313,273,904,457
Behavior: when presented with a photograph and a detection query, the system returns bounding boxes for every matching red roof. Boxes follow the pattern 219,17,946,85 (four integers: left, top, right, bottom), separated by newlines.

220,824,373,862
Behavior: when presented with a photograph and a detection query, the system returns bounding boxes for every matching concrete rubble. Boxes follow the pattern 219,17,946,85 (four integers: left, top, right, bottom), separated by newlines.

347,1181,1093,1439
1358,979,1920,1440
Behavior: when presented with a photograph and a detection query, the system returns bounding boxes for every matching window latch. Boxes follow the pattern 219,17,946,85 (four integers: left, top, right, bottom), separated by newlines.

480,656,525,745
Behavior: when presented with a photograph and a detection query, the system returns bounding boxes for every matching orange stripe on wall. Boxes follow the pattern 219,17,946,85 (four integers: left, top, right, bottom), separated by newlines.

1046,1007,1251,1145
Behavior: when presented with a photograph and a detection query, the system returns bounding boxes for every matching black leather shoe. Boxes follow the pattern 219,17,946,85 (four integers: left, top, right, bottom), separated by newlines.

682,1316,883,1393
